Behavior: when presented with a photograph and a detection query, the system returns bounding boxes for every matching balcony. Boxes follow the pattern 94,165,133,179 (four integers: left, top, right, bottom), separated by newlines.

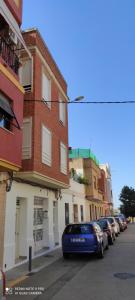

0,36,19,75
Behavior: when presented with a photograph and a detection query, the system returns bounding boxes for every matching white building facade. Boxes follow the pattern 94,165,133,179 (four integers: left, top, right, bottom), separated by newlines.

3,179,86,271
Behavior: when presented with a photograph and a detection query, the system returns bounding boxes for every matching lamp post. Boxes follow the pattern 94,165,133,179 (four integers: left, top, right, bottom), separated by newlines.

69,96,84,103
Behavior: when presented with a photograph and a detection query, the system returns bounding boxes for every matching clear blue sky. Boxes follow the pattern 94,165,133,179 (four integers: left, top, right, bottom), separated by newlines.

22,0,135,208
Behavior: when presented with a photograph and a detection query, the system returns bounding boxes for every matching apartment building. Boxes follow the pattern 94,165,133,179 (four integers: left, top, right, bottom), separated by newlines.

100,164,113,215
69,149,108,221
0,0,29,269
3,29,69,270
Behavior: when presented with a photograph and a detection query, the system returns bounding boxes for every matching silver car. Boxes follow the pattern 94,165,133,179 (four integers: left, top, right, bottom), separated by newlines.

102,217,120,237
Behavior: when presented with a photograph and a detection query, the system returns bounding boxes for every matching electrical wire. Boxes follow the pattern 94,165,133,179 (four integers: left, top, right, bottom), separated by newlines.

24,99,135,104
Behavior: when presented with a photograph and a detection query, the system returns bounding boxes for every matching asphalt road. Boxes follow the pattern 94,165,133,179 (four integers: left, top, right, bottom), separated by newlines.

7,224,135,300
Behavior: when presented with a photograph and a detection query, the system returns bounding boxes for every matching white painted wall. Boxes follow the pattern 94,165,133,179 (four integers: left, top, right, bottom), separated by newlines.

3,179,86,271
59,179,86,246
3,181,56,271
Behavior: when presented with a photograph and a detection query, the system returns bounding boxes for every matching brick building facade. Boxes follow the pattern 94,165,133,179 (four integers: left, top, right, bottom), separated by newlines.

0,0,29,268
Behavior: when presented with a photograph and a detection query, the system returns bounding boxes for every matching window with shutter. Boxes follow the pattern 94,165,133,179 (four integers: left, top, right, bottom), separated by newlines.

59,95,66,125
42,125,52,166
19,59,32,92
42,72,51,109
60,142,67,174
22,118,32,159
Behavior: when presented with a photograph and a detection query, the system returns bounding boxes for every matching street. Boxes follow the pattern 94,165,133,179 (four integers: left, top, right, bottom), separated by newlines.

7,224,135,300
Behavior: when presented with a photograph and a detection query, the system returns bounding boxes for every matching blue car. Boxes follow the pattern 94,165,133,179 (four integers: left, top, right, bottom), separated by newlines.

62,222,108,259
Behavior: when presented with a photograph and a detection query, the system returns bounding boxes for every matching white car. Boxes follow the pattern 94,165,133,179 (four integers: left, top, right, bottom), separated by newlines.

102,217,120,237
106,217,120,236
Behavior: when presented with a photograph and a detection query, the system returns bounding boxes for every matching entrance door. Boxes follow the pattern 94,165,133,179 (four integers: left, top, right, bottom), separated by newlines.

53,201,59,246
33,197,44,252
73,204,78,223
15,199,20,260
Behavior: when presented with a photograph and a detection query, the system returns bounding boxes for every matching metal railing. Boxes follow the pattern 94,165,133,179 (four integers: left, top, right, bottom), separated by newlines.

0,36,19,75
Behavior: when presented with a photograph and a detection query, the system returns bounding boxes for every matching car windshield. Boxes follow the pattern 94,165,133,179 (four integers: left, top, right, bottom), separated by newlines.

64,224,93,234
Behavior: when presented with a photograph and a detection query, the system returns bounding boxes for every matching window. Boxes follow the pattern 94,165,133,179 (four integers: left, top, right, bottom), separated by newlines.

60,142,67,174
22,118,32,159
89,205,92,221
34,208,44,225
59,95,66,125
64,224,93,235
42,72,51,109
80,205,84,222
93,176,97,189
0,93,14,131
65,203,69,225
42,125,52,166
19,59,32,92
33,229,43,242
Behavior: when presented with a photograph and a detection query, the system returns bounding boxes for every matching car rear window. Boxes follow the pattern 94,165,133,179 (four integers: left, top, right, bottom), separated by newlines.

98,220,107,228
64,224,93,234
107,218,114,224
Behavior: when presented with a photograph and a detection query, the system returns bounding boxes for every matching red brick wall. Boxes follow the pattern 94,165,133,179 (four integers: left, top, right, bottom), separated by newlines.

4,0,22,26
23,30,67,94
0,70,23,168
22,32,69,186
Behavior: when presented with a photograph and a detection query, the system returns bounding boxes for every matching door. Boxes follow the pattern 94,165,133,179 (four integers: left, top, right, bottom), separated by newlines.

33,198,44,252
65,203,69,225
73,204,78,223
53,201,59,245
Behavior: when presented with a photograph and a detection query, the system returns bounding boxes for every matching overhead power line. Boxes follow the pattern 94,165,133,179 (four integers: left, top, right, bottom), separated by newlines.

24,99,135,104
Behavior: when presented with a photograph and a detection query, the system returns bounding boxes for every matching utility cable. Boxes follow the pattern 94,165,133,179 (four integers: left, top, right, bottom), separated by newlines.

24,99,135,104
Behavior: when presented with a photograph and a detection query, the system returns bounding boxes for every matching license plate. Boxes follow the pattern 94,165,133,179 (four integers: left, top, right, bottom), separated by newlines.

71,238,85,242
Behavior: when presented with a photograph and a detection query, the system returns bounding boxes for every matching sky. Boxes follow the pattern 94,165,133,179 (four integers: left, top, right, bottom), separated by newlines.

22,0,135,208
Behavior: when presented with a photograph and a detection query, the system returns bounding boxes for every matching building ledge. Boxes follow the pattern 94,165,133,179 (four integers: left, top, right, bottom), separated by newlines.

14,171,69,189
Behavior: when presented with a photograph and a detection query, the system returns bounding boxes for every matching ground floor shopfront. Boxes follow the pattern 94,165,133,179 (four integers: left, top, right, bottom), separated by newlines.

3,181,60,271
3,179,87,271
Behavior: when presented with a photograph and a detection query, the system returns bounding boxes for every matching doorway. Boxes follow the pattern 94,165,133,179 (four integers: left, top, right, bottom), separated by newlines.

53,201,59,246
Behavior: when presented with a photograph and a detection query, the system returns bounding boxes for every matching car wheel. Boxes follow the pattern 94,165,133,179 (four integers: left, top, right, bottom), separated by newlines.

97,244,104,259
106,242,109,250
109,236,114,245
63,253,69,259
113,233,116,241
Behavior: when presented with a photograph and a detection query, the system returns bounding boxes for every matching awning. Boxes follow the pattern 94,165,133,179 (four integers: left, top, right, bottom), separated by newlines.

0,0,31,58
0,93,20,129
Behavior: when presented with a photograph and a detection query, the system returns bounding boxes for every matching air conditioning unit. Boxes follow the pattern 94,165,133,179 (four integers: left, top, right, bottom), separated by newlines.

9,28,18,45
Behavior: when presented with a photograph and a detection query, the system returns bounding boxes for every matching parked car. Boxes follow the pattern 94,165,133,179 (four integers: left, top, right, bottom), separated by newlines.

114,214,127,229
119,216,127,229
62,222,109,259
115,216,125,232
101,217,120,236
97,219,115,245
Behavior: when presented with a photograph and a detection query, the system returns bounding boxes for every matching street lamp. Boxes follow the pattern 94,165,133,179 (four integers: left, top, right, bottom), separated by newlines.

69,96,84,103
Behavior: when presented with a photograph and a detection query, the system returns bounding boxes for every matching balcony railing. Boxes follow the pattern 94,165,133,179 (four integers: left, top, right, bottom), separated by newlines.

0,36,19,75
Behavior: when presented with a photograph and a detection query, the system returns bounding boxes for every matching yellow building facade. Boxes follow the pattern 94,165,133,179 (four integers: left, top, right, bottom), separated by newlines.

69,154,105,221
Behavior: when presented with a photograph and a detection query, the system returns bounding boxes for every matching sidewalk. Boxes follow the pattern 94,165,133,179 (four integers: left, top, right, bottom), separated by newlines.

0,247,62,292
